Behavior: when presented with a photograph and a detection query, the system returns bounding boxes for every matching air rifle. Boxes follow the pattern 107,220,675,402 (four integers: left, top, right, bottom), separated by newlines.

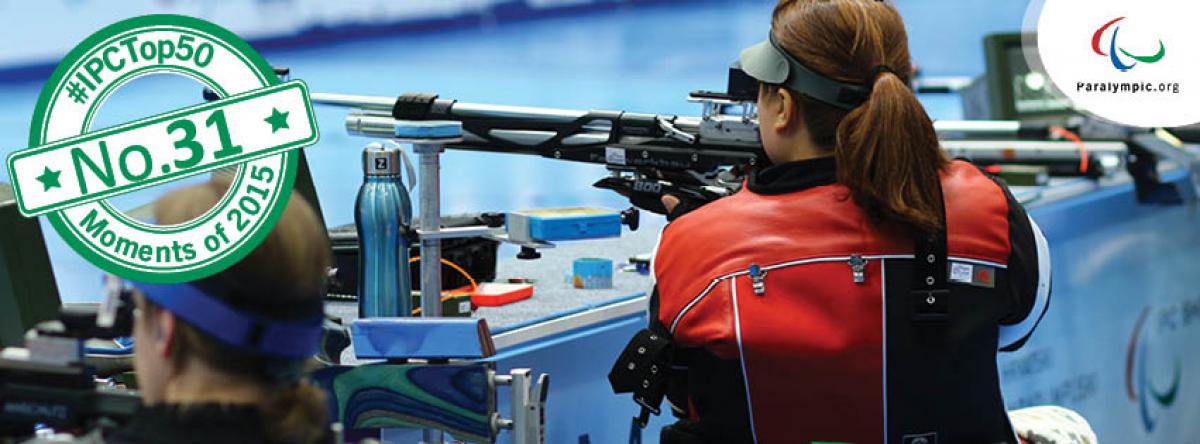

0,278,140,438
298,68,1126,215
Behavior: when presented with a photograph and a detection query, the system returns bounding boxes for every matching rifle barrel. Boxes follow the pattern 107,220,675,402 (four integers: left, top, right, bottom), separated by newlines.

313,92,1073,142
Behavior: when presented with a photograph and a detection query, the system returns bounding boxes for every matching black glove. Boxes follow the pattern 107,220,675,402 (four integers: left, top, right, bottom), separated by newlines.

661,194,709,221
593,177,726,220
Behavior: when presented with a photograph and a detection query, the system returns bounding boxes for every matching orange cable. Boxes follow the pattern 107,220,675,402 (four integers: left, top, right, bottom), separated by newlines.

408,256,478,315
1050,126,1089,174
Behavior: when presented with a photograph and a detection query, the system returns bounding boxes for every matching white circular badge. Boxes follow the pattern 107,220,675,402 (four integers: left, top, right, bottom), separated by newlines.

1035,0,1200,127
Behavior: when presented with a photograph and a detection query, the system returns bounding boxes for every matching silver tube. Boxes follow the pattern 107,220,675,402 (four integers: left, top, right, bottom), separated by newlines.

484,130,611,146
934,120,1022,135
310,93,397,111
346,113,401,138
940,140,1127,153
449,102,588,123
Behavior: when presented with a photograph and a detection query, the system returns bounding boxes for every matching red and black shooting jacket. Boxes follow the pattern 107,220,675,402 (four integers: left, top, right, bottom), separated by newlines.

628,157,1051,444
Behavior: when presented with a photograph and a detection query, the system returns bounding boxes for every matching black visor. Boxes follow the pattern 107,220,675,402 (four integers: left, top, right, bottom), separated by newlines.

736,34,870,110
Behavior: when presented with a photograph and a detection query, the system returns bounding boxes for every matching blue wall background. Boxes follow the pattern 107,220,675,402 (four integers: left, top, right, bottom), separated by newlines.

1,0,1030,81
0,0,1032,302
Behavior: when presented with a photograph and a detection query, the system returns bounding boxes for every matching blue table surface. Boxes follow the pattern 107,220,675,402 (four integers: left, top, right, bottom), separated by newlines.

0,0,1030,301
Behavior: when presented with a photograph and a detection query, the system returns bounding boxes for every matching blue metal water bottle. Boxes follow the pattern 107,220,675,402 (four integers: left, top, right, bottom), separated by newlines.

355,142,413,318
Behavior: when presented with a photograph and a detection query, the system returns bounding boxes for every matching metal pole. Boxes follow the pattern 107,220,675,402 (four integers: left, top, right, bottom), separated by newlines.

414,142,444,444
415,142,444,318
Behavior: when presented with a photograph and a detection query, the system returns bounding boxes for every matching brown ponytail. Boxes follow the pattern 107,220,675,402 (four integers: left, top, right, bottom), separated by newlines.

153,174,332,444
771,0,948,233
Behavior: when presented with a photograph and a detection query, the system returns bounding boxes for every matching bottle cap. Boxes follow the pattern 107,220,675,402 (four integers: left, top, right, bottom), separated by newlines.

363,143,402,176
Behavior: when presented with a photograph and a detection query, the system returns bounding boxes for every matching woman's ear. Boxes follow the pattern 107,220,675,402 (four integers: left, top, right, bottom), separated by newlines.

152,309,177,358
774,88,797,133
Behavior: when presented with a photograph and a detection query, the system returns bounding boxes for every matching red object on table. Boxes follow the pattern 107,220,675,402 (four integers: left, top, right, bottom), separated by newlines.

471,283,534,307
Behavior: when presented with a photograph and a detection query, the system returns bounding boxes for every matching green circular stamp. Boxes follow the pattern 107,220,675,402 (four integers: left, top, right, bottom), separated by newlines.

6,15,320,283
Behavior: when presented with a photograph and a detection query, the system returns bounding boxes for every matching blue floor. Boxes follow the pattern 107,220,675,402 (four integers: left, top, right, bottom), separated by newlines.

0,0,1029,301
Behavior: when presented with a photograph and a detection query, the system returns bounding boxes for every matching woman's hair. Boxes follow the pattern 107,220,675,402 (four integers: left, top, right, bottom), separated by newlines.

771,0,947,233
149,174,331,444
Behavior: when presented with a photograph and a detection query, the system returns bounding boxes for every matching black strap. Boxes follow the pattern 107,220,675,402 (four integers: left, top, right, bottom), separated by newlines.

911,181,949,322
392,93,439,120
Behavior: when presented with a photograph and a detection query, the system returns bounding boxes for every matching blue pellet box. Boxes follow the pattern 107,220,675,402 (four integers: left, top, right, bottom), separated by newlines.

506,208,622,243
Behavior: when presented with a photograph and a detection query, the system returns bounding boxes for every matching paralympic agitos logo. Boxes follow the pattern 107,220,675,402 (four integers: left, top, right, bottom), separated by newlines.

1091,17,1166,72
1035,0,1196,126
1125,307,1181,432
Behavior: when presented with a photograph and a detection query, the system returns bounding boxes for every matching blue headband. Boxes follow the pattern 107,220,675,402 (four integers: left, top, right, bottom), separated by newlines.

132,281,322,359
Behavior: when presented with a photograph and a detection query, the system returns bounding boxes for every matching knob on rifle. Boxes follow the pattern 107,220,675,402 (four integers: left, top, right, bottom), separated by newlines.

620,207,640,231
517,246,542,260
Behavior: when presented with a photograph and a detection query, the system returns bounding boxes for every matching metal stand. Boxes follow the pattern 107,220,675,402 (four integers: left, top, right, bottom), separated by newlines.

391,121,549,444
395,122,561,307
392,126,463,444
